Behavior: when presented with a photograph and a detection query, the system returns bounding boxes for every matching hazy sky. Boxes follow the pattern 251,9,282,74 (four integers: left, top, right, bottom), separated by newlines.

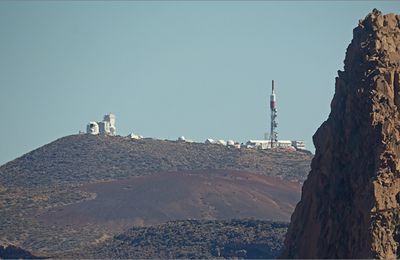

0,1,399,165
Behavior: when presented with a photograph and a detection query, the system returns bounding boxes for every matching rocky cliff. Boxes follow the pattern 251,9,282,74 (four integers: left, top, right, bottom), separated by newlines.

280,10,400,259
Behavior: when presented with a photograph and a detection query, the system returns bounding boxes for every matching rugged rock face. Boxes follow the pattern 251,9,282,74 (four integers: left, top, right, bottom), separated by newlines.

280,10,400,259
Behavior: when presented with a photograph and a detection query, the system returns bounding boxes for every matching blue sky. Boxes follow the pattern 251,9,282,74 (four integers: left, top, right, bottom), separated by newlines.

0,1,399,165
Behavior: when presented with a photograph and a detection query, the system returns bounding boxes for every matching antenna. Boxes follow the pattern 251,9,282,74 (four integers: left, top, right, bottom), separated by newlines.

270,80,278,148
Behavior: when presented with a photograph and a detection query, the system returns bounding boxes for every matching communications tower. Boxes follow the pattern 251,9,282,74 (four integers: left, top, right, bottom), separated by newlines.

270,80,278,148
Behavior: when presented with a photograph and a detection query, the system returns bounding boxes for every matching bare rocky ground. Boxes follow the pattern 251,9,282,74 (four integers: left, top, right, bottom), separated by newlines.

0,134,312,257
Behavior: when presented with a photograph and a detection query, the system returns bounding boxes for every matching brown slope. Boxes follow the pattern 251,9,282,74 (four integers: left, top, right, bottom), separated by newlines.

280,10,400,259
39,170,301,232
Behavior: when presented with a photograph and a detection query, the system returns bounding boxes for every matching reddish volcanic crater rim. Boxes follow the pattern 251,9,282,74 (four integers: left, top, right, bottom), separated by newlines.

38,169,302,231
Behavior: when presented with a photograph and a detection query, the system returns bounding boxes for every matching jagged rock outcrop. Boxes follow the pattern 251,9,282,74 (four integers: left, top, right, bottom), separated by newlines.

280,10,400,259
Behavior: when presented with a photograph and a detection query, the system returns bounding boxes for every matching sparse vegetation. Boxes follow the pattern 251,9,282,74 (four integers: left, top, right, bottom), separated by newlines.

67,219,288,259
0,134,312,188
0,245,41,259
0,134,311,256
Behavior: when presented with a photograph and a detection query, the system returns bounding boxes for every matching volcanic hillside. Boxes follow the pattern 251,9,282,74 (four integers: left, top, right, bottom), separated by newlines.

69,219,288,259
0,134,312,256
1,134,311,188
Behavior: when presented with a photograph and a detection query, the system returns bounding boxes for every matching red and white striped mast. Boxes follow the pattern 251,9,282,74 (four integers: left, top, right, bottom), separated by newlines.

270,80,278,148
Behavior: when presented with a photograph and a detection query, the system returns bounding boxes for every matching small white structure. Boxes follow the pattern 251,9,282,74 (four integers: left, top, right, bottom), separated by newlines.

246,140,272,149
205,138,216,144
227,140,241,149
227,140,235,146
86,122,99,135
86,113,117,136
102,113,116,136
205,139,226,146
277,140,292,148
104,114,117,136
177,136,194,143
292,140,306,150
216,140,227,146
245,139,302,150
104,113,116,127
128,133,143,140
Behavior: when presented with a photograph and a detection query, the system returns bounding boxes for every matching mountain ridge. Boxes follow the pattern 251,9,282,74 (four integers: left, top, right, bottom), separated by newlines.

0,134,311,255
0,134,311,188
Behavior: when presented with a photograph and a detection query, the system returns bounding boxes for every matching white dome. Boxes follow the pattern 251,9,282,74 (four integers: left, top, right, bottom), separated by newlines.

86,122,99,135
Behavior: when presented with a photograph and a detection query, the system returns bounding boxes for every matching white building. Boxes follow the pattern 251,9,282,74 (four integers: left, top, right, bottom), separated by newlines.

104,113,116,136
277,140,292,148
205,138,216,144
177,136,194,143
216,140,227,146
246,140,272,149
104,113,116,127
86,122,99,135
246,139,305,150
227,140,241,148
227,140,235,146
292,140,306,150
86,113,117,136
205,139,227,146
98,121,110,135
128,133,143,140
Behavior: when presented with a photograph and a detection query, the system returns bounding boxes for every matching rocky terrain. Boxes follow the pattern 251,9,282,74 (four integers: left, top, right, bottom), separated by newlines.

67,219,287,259
281,10,400,259
0,134,311,256
0,245,41,259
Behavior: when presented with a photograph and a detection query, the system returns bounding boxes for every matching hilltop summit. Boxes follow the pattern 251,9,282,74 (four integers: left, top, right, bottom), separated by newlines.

0,134,311,188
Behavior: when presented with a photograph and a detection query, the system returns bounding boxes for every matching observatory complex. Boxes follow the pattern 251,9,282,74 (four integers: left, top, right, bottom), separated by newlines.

83,82,305,151
87,113,117,136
